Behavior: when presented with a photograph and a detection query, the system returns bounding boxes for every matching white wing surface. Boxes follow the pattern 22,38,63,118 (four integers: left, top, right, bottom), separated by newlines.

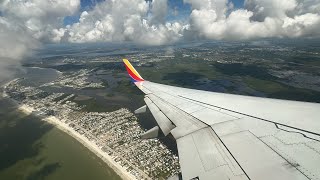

123,59,320,180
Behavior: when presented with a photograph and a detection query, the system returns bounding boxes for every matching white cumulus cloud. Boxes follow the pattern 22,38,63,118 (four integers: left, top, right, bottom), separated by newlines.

55,0,187,45
0,0,80,81
185,0,320,40
1,0,320,50
151,0,168,25
0,17,39,80
0,0,80,42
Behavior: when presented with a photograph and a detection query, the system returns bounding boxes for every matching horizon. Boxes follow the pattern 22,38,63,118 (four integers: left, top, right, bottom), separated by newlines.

1,1,320,179
1,0,320,80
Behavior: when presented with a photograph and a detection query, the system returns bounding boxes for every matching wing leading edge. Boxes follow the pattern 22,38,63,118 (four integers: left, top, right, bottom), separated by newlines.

123,59,320,180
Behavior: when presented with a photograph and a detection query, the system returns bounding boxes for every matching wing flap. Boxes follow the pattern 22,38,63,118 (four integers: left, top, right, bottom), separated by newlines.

147,94,207,139
221,131,308,180
144,97,175,136
260,133,320,179
177,127,246,180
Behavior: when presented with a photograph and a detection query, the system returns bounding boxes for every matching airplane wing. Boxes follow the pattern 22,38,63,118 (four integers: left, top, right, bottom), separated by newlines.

123,59,320,180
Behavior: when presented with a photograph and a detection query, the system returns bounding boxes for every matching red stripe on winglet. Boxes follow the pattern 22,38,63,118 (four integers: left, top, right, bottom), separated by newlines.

125,64,144,81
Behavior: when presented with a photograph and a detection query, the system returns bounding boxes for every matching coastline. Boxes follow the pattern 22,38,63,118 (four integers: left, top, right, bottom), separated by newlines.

2,78,136,180
27,66,63,75
2,78,18,98
17,104,136,180
1,73,180,179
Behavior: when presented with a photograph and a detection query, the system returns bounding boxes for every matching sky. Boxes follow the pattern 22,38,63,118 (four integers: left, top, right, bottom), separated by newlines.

63,0,245,29
1,0,320,45
0,0,320,80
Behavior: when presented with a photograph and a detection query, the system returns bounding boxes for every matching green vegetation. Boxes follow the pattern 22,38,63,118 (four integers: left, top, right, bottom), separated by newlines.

163,71,204,87
101,79,109,88
74,98,120,112
137,59,220,87
82,86,105,90
269,87,320,103
214,63,276,80
244,77,286,94
137,57,320,103
244,77,320,102
53,94,70,103
106,93,115,97
112,78,144,95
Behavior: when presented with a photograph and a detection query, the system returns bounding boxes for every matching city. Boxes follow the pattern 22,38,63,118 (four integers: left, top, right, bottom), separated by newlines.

4,78,180,179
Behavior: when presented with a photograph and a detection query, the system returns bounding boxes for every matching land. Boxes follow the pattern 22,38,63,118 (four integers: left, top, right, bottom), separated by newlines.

4,39,320,179
5,79,180,179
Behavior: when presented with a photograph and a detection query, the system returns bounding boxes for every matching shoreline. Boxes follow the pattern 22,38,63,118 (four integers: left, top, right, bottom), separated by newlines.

27,66,63,75
2,78,136,179
2,78,18,98
17,104,136,180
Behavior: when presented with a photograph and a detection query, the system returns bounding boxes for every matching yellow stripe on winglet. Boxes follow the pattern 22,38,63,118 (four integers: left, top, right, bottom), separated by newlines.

123,59,143,79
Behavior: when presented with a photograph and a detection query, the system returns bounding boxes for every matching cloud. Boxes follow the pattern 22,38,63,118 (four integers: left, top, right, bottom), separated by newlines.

151,0,168,24
0,0,80,81
244,0,297,21
0,17,39,81
185,0,320,40
0,0,80,42
59,0,186,45
185,0,228,20
0,0,320,54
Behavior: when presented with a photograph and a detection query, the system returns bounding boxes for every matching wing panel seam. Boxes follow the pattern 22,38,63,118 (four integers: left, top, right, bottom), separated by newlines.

179,95,320,137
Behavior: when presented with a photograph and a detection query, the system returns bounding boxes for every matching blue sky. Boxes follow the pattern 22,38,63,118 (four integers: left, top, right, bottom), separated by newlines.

232,0,245,8
64,0,245,25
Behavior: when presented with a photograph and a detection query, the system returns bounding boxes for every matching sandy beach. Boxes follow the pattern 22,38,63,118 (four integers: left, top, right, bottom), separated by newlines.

1,79,18,98
17,104,136,180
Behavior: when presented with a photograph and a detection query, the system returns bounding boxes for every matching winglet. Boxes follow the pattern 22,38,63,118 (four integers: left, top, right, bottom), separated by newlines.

123,59,144,82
